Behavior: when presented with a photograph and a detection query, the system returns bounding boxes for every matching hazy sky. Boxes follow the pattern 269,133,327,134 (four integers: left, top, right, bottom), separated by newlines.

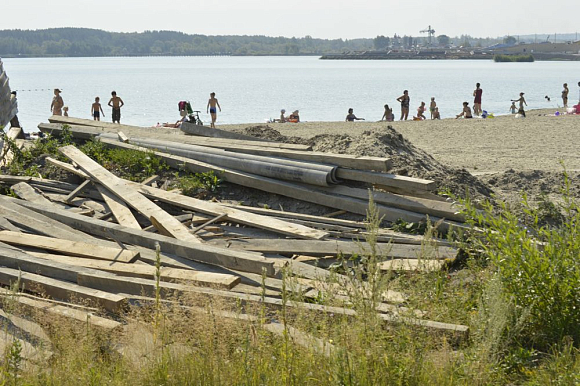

4,0,580,39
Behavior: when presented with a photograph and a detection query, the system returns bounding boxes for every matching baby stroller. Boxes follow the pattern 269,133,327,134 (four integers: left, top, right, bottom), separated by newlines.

178,101,203,126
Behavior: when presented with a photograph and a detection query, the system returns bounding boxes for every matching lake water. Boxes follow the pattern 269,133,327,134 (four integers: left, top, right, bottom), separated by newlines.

3,56,580,131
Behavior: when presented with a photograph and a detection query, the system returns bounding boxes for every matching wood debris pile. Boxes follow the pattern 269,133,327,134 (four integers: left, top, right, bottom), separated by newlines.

0,116,471,357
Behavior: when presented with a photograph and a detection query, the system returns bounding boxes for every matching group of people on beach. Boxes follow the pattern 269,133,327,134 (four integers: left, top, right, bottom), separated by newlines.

50,89,124,123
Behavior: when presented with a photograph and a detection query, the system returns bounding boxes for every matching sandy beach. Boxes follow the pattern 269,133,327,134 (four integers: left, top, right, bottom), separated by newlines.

220,109,580,174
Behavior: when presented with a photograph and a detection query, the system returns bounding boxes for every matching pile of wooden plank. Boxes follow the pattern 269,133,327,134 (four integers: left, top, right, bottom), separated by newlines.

0,118,467,350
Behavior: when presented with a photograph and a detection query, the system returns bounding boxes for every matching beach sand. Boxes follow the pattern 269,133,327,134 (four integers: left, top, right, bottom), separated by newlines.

220,109,580,174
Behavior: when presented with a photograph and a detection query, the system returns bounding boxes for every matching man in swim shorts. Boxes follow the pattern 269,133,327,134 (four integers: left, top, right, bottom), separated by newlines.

108,91,124,124
206,92,222,128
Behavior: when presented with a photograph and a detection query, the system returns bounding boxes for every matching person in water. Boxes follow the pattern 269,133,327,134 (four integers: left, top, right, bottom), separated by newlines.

396,90,410,120
512,92,527,117
345,108,364,122
456,102,473,119
50,88,64,116
206,92,222,128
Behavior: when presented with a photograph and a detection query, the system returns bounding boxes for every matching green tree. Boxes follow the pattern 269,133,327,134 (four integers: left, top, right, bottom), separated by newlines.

503,35,517,45
437,34,450,47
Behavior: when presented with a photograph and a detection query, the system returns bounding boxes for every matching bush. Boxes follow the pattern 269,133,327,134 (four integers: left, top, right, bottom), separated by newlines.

462,173,580,350
494,54,535,62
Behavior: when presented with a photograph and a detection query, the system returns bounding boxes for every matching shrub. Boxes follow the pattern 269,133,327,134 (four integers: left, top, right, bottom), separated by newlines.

462,173,580,350
493,54,535,62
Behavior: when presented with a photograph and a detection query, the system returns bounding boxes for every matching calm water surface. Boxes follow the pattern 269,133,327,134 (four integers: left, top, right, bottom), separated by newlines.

3,56,580,130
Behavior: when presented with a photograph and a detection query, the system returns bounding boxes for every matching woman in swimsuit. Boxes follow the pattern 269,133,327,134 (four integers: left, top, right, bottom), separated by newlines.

396,90,410,120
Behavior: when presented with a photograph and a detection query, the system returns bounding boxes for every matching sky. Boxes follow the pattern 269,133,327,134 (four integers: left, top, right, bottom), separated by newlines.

4,0,580,40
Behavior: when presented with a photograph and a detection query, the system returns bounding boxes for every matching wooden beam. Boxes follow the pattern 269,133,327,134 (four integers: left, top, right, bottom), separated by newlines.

59,145,202,243
192,213,227,234
100,140,462,230
11,197,276,275
215,239,458,259
117,131,129,143
0,230,140,263
65,179,91,203
336,168,436,192
28,252,241,289
96,185,141,229
0,291,122,330
0,267,125,313
10,182,52,205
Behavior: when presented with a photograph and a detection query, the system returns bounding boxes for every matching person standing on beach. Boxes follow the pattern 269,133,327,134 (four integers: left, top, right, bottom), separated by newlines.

206,92,221,128
396,90,410,120
50,88,64,116
473,83,482,116
91,97,105,121
108,91,124,124
429,97,437,119
577,81,580,104
562,83,569,108
512,92,527,117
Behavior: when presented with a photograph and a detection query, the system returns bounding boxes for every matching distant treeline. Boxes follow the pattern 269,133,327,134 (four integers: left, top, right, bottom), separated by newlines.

0,28,374,57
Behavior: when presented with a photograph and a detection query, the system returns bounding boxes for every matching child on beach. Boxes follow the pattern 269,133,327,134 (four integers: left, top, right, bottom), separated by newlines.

206,92,222,128
429,97,437,119
91,97,105,121
108,91,124,124
432,107,440,119
415,102,426,120
381,104,394,122
63,106,69,117
509,102,517,114
456,102,473,119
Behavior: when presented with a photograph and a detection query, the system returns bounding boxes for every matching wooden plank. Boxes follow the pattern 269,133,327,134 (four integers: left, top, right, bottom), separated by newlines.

0,267,125,313
132,182,328,240
0,292,122,330
263,322,335,357
10,182,52,205
96,185,141,229
11,197,276,275
65,179,91,203
28,252,241,289
141,174,160,186
117,131,129,143
192,213,227,234
0,216,22,232
40,122,311,150
0,230,139,263
101,140,463,230
336,168,436,192
211,239,459,259
59,145,201,243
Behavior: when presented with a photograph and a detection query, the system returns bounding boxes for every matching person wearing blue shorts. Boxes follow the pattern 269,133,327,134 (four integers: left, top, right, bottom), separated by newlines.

206,92,222,128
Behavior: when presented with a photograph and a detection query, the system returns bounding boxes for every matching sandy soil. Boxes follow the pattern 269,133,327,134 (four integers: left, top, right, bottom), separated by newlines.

221,109,580,174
